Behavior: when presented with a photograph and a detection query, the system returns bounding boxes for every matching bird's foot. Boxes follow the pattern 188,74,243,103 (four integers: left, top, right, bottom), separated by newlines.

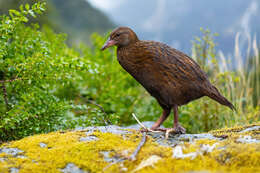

140,125,186,139
140,127,165,133
147,125,186,134
163,125,186,139
173,124,186,134
140,128,149,132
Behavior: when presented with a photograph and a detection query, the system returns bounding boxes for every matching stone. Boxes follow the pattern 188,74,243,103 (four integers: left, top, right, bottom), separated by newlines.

39,142,47,148
0,147,23,156
60,163,86,173
79,135,99,142
0,122,259,173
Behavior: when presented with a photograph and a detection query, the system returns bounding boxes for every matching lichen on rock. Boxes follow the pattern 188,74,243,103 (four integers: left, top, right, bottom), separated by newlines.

0,123,259,173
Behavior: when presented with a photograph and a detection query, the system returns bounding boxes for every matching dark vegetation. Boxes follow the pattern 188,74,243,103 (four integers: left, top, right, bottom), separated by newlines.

0,2,259,141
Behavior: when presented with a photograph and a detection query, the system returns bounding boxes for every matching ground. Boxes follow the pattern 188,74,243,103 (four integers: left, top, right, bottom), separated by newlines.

0,122,259,173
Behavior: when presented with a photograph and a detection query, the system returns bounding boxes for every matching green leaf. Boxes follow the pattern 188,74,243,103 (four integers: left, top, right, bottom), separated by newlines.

25,4,30,10
28,10,36,18
9,9,21,17
19,5,24,12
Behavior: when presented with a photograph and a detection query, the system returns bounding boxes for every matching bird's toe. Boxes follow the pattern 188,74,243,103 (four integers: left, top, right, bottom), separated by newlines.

174,124,186,134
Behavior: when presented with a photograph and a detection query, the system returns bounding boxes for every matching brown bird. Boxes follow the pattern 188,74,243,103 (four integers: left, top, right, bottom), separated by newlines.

101,26,235,134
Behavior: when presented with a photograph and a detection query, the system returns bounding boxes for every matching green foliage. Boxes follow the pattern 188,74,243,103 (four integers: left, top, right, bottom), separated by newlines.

0,2,88,141
0,1,142,141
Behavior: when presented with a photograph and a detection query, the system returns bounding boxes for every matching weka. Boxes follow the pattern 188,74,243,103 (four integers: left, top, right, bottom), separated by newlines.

101,26,235,133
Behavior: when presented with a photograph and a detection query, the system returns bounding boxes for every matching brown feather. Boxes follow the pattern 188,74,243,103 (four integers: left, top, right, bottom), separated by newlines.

104,27,235,111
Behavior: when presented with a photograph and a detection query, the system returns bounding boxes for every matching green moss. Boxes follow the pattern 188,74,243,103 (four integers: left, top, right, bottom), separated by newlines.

0,123,259,172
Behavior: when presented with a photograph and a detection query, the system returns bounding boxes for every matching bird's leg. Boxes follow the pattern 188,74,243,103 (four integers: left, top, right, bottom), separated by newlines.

171,105,186,134
149,109,171,131
161,106,186,137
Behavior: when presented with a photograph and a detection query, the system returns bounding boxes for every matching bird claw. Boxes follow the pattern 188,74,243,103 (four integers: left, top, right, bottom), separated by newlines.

140,127,165,133
159,125,186,139
149,126,186,134
173,124,186,134
140,128,149,133
140,125,186,139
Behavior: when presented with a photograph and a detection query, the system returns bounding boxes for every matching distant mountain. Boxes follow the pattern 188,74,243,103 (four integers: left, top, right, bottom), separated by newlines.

50,0,115,44
0,0,115,45
92,0,260,55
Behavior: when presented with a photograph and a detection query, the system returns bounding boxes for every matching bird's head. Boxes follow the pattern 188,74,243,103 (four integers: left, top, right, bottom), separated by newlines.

101,26,139,51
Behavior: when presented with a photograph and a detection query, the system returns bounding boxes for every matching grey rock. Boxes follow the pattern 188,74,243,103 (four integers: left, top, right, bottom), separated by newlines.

77,124,223,147
0,148,23,156
79,122,157,136
80,135,99,142
240,126,260,133
236,135,260,143
100,151,124,163
60,163,87,173
125,121,159,130
84,125,131,135
39,142,47,148
177,133,219,141
16,155,27,159
10,168,19,173
148,132,221,147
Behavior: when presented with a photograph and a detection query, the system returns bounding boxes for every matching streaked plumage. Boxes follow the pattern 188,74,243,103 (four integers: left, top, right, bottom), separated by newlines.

101,26,235,133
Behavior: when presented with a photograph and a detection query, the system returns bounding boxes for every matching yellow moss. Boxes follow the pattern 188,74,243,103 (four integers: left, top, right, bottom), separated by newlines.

0,123,259,173
210,122,260,139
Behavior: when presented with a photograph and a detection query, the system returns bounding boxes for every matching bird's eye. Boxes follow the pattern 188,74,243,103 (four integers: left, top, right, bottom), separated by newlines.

115,33,120,37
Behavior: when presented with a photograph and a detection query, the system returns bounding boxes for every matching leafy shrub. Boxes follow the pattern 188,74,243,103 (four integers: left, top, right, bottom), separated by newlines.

0,2,89,141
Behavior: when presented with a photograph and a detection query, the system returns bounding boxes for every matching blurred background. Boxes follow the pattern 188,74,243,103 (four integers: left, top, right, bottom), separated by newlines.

1,0,259,54
0,0,259,141
89,0,260,55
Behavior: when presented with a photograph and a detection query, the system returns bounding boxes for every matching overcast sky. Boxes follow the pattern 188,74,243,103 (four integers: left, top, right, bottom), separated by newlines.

87,0,259,58
88,0,124,12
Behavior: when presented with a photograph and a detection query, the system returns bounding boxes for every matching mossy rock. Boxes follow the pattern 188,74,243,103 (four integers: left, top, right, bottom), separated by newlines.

0,123,259,173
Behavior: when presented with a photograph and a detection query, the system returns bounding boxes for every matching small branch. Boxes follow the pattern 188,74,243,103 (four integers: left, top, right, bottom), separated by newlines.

132,113,174,139
103,132,147,171
85,99,112,125
103,158,125,171
132,113,161,133
128,132,147,161
0,79,9,111
132,113,147,130
0,78,23,83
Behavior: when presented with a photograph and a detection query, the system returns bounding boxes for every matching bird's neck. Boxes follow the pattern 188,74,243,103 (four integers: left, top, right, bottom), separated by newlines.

117,41,138,57
117,45,129,58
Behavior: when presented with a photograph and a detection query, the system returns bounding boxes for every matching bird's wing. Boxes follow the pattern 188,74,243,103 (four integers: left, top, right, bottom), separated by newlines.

138,41,209,83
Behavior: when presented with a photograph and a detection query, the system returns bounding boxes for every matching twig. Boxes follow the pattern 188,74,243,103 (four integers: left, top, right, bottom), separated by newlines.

131,113,161,133
103,158,125,171
0,78,22,83
85,99,112,125
128,132,147,161
103,132,147,171
0,78,9,110
132,113,176,139
132,113,147,130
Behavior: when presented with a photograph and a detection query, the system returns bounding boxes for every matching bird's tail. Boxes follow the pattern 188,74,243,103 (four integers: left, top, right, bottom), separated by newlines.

204,84,236,111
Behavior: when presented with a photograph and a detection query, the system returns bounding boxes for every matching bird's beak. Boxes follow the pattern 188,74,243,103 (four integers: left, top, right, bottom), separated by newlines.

101,38,116,51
